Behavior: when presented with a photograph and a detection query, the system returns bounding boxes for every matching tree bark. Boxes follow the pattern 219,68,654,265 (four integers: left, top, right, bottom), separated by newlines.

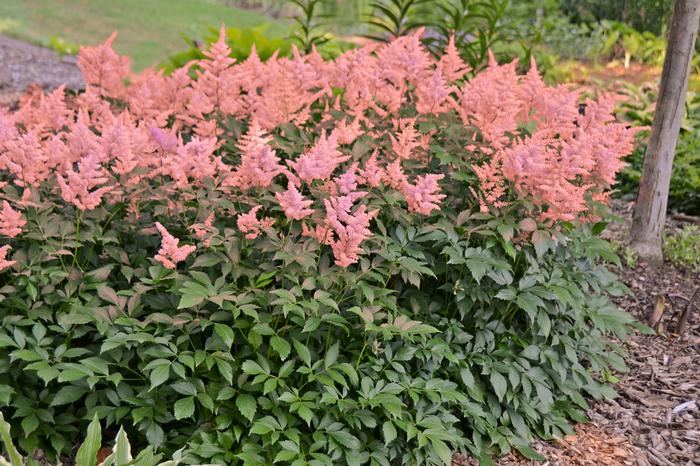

629,0,700,264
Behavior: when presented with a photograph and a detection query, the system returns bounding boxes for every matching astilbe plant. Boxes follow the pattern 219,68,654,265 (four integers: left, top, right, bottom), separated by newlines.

0,26,640,465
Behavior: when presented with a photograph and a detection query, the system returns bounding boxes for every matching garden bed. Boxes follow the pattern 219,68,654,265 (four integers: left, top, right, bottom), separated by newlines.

0,29,696,466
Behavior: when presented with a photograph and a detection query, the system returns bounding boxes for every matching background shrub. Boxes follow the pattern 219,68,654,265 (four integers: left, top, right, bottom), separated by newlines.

617,87,700,215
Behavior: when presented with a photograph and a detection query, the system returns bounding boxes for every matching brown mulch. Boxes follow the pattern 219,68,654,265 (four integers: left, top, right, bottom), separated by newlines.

0,35,83,105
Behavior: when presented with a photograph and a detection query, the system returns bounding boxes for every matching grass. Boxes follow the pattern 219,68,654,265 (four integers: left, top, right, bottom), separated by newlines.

0,0,290,70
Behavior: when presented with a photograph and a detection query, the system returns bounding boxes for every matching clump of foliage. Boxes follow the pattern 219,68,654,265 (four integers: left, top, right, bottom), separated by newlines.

0,28,639,465
161,25,294,74
663,226,700,271
560,0,673,36
617,86,700,215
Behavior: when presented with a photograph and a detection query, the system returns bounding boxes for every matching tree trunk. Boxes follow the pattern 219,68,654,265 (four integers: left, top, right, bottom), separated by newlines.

629,0,700,264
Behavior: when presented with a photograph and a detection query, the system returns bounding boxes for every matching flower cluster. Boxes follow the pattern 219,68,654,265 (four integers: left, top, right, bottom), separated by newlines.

0,28,638,269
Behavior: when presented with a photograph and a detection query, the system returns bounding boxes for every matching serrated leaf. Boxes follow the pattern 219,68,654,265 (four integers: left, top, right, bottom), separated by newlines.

241,360,265,375
174,396,195,420
270,335,291,361
149,365,170,390
236,394,257,422
214,324,235,349
50,385,86,406
292,339,311,366
382,421,397,445
490,371,507,402
324,342,339,368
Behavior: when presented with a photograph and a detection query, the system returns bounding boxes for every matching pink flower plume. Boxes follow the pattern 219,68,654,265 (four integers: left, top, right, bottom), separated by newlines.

276,182,314,220
0,201,26,238
237,205,275,239
154,222,196,269
0,245,15,272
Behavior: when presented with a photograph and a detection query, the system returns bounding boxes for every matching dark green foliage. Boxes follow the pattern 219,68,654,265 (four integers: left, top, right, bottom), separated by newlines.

617,86,700,215
289,0,331,53
561,0,674,36
364,0,429,40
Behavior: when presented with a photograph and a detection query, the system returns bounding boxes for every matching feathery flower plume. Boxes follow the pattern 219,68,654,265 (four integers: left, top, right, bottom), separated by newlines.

0,245,15,272
438,36,470,82
389,120,421,159
276,183,314,220
0,201,26,237
229,121,284,190
237,205,275,239
149,126,179,153
323,192,376,267
358,151,385,188
0,130,51,188
192,212,216,247
77,32,131,97
331,119,364,145
154,222,196,269
56,152,114,211
334,163,359,194
402,174,445,215
288,132,349,183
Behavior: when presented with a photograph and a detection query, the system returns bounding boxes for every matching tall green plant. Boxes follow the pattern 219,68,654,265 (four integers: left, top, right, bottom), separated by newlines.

364,0,428,40
289,0,330,53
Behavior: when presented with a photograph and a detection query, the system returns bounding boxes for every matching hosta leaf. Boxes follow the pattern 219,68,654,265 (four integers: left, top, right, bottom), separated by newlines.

513,444,545,461
75,414,102,466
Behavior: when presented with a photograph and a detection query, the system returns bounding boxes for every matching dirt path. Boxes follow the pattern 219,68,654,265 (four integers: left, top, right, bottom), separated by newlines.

0,35,82,105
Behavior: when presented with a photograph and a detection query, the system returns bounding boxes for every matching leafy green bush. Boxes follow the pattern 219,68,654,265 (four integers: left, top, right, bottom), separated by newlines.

161,25,293,74
617,87,700,215
0,30,639,465
663,226,700,271
561,0,673,36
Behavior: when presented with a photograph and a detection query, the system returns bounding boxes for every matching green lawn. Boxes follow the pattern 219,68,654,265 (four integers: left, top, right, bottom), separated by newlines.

0,0,289,70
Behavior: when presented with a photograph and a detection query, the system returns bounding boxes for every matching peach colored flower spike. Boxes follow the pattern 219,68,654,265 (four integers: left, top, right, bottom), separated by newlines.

0,201,26,238
0,245,15,272
276,183,315,220
237,206,275,239
154,222,196,269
